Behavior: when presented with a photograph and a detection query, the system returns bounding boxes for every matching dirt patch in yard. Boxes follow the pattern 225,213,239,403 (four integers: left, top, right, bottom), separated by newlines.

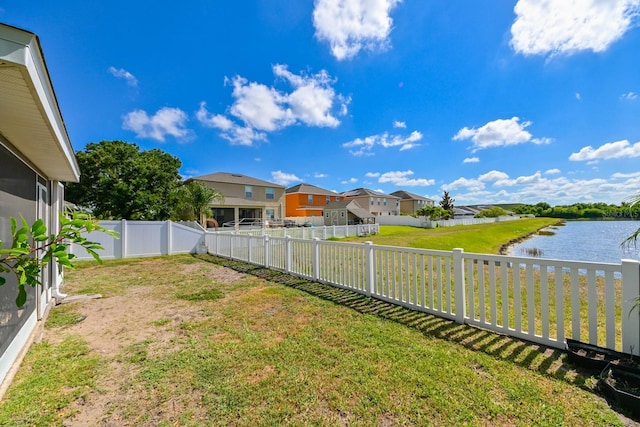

43,259,245,426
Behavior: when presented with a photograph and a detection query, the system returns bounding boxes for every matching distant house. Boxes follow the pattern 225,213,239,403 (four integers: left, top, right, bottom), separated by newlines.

453,206,481,218
188,172,285,227
341,188,400,216
390,190,435,215
323,200,375,226
0,24,80,390
285,183,341,218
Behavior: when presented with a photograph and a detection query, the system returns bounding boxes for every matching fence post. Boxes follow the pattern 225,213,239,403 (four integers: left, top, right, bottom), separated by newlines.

230,231,235,258
322,226,327,240
247,234,252,263
264,235,270,268
621,259,640,355
166,220,172,256
285,236,292,273
312,238,320,281
365,241,375,297
121,219,127,259
453,248,466,324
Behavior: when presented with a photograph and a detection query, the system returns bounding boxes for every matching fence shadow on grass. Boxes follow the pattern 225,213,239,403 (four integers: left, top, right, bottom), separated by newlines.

196,254,596,391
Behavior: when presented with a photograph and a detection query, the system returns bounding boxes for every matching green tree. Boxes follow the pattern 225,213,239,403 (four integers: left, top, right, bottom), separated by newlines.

171,181,224,226
66,140,182,220
416,206,451,220
475,207,507,218
439,191,455,214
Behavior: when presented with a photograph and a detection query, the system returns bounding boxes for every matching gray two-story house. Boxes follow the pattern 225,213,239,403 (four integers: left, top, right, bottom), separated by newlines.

189,172,285,227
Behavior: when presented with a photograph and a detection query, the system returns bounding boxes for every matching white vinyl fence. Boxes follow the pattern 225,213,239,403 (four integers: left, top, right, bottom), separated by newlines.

419,215,520,228
70,220,206,259
204,232,640,355
71,221,378,259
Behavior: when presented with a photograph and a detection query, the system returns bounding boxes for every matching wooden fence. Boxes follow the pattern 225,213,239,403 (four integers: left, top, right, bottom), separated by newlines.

204,232,640,355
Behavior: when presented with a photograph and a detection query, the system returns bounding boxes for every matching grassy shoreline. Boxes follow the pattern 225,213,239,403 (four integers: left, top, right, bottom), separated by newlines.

342,217,562,254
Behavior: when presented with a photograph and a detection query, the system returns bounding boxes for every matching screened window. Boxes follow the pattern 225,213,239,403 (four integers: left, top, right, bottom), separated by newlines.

245,186,253,198
266,187,274,200
326,195,331,203
308,194,314,204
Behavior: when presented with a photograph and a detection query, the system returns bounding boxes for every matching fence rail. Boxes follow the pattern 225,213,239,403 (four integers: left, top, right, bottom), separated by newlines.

204,232,640,355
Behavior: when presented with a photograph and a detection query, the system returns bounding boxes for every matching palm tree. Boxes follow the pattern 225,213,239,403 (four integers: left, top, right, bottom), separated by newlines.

623,193,640,246
188,181,224,227
171,181,224,227
622,193,640,314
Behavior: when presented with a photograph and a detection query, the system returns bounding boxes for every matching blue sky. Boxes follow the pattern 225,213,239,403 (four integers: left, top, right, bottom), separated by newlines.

5,1,640,205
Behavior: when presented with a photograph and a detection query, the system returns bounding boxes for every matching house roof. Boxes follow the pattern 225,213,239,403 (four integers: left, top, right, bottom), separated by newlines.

341,187,399,199
324,200,374,218
286,183,339,196
190,172,284,188
0,23,79,182
390,190,434,202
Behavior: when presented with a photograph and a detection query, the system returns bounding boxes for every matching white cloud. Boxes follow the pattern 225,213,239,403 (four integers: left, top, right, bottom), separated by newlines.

108,66,138,87
453,117,551,152
463,157,480,163
271,170,301,186
314,173,328,178
576,92,582,100
438,168,640,205
620,91,638,100
198,65,349,146
197,102,267,146
341,177,358,184
479,170,510,182
510,0,640,56
443,177,485,192
393,120,406,128
377,170,434,187
343,130,423,156
569,139,640,161
612,171,640,179
365,172,381,178
313,0,402,60
545,168,561,174
122,107,190,142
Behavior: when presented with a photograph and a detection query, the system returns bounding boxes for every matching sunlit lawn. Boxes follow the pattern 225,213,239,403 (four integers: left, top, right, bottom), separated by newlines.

0,253,625,426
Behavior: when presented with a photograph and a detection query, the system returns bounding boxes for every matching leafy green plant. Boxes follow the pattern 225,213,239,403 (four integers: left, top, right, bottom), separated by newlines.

0,211,117,307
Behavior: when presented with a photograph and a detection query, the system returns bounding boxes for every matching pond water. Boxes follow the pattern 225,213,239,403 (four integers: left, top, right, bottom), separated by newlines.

507,220,640,263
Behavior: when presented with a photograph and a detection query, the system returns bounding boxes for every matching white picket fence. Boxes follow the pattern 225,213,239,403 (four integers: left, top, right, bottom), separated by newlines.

204,232,640,355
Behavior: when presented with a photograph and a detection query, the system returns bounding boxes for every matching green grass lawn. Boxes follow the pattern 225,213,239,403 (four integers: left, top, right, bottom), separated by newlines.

343,218,561,254
0,248,628,426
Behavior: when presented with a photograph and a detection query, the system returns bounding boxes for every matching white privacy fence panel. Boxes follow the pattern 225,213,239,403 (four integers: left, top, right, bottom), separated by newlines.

71,220,204,260
204,231,640,355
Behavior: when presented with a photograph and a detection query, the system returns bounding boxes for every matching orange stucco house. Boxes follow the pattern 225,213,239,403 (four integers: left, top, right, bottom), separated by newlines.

285,183,341,217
